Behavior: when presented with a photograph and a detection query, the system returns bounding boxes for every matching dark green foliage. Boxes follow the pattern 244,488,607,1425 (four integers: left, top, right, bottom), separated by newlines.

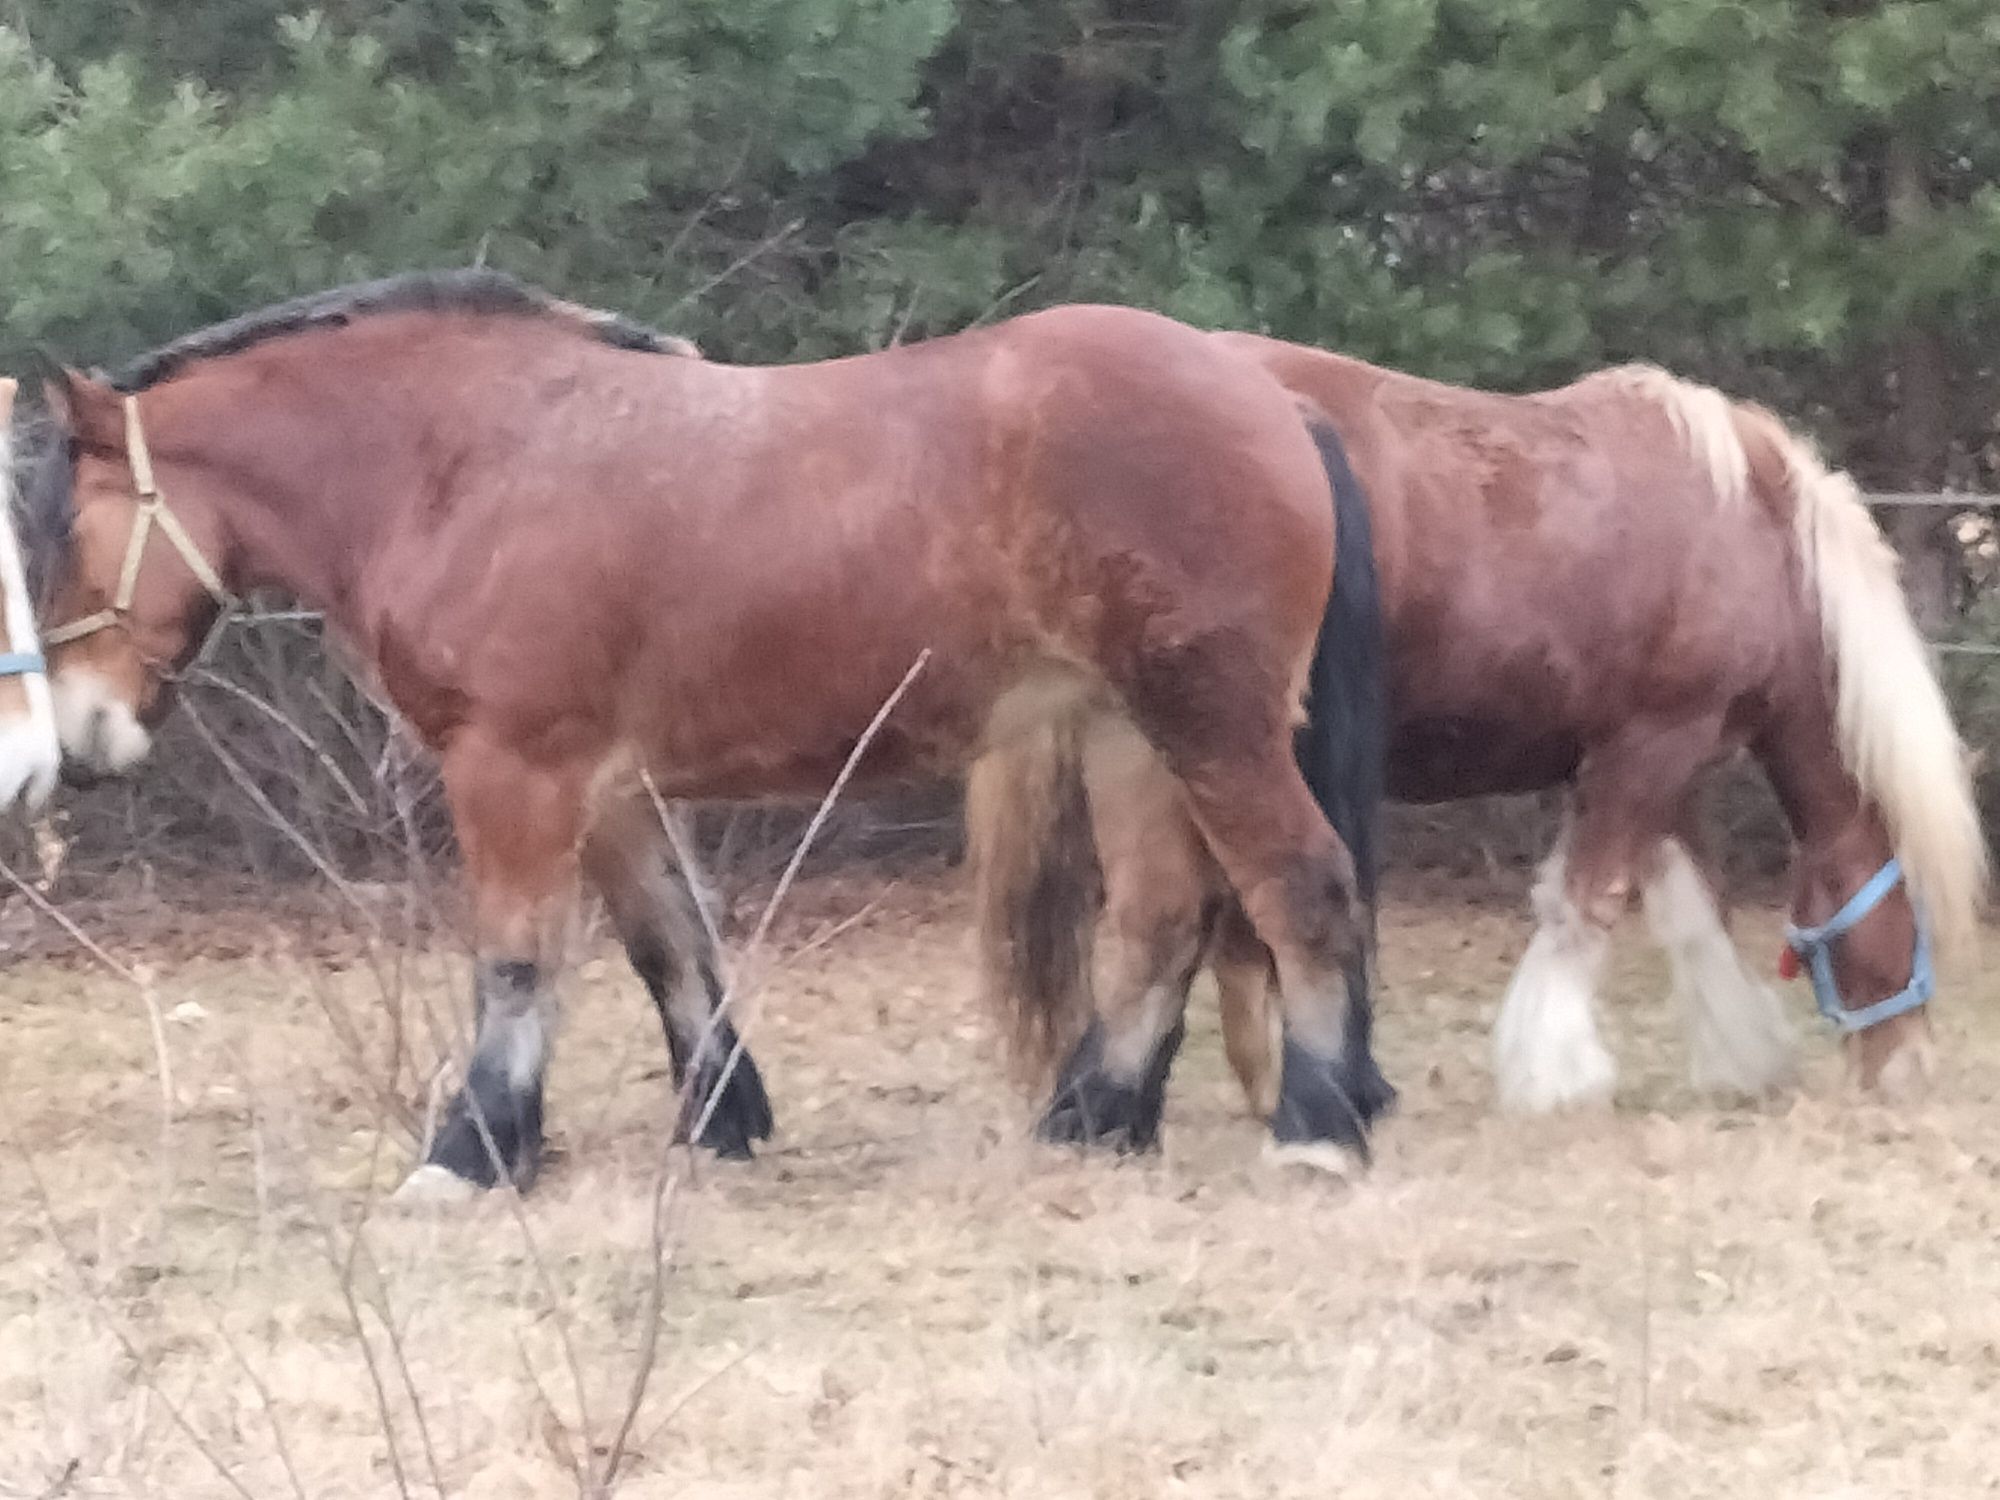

10,1,2000,879
3,0,1997,480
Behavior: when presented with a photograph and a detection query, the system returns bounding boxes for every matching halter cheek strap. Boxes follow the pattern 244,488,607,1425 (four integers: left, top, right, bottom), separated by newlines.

1783,856,1933,1033
42,394,237,656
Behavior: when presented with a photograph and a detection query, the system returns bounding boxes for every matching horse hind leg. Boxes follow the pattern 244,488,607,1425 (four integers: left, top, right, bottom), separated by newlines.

1121,703,1383,1175
1039,715,1212,1151
1214,899,1395,1126
1639,829,1796,1098
1215,904,1282,1119
580,785,773,1158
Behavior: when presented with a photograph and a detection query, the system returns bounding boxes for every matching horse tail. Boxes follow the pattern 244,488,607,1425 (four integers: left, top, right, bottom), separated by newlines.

1298,414,1387,913
1626,363,1987,954
1213,414,1390,1117
1751,407,1987,954
966,715,1101,1085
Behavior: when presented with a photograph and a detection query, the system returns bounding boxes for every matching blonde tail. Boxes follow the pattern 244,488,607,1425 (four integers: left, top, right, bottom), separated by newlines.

965,719,1101,1084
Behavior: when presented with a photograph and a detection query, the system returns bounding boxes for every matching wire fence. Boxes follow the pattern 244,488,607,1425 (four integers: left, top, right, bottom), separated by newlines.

1867,491,2000,657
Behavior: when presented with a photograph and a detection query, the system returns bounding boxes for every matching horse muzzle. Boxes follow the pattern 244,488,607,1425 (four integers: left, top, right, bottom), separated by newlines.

51,668,153,779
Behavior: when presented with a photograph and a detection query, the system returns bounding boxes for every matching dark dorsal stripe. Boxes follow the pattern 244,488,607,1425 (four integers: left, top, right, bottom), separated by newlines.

111,269,696,393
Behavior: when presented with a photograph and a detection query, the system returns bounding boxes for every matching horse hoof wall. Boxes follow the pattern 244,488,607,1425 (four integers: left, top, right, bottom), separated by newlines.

392,1163,484,1206
1261,1138,1367,1181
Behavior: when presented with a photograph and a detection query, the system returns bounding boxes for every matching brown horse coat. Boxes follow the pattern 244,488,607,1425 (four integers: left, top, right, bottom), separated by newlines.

978,333,1984,1126
28,274,1390,1192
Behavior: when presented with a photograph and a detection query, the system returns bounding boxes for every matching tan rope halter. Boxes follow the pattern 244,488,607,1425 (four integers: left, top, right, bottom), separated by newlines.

43,394,238,656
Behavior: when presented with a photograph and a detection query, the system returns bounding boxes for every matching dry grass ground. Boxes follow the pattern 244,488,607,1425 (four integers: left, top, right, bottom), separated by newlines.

3,867,1999,1499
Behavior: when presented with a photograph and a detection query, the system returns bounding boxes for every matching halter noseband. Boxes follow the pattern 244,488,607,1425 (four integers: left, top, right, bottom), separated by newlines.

0,651,45,678
1784,856,1933,1033
42,394,237,659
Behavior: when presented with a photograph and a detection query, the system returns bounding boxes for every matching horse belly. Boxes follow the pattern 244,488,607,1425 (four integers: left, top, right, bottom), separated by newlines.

1386,715,1580,802
630,617,1009,801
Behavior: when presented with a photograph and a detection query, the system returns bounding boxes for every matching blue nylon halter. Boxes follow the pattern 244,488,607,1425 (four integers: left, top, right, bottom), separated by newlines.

1783,857,1933,1033
0,651,45,677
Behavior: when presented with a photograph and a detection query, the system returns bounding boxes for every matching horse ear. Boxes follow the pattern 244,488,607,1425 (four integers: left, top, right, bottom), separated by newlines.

41,366,121,452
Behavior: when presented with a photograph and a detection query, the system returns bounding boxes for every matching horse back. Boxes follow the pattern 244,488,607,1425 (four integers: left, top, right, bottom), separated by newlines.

1222,335,1811,790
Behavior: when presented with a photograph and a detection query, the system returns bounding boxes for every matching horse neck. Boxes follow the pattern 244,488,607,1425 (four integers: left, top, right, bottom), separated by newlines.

156,375,399,627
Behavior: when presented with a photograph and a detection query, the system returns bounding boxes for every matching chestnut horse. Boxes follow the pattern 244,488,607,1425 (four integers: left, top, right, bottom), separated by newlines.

0,378,61,813
17,272,1390,1197
976,333,1986,1138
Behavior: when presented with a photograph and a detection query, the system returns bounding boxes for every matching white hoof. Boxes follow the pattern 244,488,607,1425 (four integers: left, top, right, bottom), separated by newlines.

1261,1138,1367,1180
1643,840,1798,1099
1495,1033,1616,1113
1689,1025,1797,1099
391,1163,483,1206
1493,870,1616,1113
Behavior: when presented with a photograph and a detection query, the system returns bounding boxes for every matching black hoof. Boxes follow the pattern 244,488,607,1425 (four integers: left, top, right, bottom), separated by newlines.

427,1071,545,1191
1270,1033,1373,1164
679,1032,774,1160
1352,1053,1398,1125
1035,1020,1182,1152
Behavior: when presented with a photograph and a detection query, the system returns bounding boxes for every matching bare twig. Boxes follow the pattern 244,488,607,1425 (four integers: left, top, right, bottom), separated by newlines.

687,649,931,1149
0,850,142,982
593,1166,682,1491
179,699,376,925
593,652,929,1491
192,1302,310,1500
0,852,178,1212
666,219,805,316
8,1140,261,1500
740,653,930,984
186,665,371,818
136,973,177,1215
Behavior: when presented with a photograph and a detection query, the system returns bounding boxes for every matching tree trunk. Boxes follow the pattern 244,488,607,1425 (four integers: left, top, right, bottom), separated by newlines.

1883,131,1958,632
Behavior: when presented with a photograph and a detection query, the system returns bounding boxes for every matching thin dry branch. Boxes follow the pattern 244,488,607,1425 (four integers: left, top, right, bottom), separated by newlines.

591,650,931,1494
7,1141,261,1500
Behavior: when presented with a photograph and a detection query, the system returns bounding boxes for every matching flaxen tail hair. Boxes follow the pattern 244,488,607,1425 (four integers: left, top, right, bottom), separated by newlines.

966,718,1102,1084
1611,364,1988,954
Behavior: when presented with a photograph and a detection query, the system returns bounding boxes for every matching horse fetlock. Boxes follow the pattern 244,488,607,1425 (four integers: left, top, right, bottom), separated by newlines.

1350,1050,1399,1126
1037,1019,1180,1152
1268,1032,1373,1167
425,1061,546,1191
678,1030,774,1159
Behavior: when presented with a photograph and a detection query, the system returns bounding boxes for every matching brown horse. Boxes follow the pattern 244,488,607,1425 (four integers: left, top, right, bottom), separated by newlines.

0,378,61,813
18,272,1390,1197
975,333,1986,1139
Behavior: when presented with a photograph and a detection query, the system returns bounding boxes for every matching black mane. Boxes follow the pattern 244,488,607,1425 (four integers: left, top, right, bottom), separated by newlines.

7,271,694,600
8,413,74,608
111,268,695,392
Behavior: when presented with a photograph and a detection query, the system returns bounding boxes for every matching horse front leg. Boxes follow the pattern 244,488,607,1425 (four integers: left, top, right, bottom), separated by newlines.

398,735,590,1201
581,784,774,1157
1494,717,1731,1112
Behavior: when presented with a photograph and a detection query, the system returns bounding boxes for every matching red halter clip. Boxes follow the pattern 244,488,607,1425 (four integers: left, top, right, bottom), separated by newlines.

1776,945,1801,981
